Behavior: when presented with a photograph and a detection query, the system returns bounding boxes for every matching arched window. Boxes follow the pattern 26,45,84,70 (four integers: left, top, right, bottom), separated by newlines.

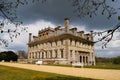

61,50,63,58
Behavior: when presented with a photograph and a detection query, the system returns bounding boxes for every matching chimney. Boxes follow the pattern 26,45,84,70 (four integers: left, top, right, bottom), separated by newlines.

90,31,94,41
64,18,69,32
29,33,32,43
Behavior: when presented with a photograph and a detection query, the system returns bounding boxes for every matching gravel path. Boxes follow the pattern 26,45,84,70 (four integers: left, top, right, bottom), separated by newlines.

0,62,120,80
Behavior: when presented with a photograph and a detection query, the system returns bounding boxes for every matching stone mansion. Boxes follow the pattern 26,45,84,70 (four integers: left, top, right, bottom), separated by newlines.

27,18,96,65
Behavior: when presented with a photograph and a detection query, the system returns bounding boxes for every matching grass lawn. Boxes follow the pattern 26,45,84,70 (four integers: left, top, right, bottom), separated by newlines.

0,65,96,80
85,63,120,70
44,63,120,70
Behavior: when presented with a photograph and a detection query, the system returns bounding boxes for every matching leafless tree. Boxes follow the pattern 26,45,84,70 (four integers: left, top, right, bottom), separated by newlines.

0,0,120,48
0,0,46,47
0,0,28,47
70,0,120,48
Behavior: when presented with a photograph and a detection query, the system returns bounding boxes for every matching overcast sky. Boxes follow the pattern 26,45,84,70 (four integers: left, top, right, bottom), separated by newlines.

0,0,120,58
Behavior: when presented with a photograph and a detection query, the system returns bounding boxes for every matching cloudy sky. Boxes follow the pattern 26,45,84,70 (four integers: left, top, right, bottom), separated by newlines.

0,0,120,58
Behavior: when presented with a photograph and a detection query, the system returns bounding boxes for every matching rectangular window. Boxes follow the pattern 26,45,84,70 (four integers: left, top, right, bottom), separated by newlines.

42,52,44,59
46,52,47,58
55,41,57,46
50,42,52,47
61,50,63,58
70,50,72,57
75,41,77,46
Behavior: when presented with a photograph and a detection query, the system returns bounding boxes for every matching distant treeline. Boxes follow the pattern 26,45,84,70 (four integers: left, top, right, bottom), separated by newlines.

0,51,18,61
0,50,120,64
96,56,120,64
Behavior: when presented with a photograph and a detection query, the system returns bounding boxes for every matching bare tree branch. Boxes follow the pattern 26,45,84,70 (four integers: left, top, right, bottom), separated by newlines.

93,22,120,49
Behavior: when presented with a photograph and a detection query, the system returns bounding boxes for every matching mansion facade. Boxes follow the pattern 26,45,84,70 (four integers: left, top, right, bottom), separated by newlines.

27,18,96,65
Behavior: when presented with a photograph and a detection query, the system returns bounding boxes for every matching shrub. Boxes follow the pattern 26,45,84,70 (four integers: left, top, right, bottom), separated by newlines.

0,51,18,61
113,56,120,64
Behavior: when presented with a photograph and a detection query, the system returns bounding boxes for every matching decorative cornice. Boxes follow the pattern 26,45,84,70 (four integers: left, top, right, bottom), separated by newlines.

28,33,94,46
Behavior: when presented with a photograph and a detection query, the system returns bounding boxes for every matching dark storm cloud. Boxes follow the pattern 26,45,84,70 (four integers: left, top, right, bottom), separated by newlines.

17,0,75,25
16,0,120,31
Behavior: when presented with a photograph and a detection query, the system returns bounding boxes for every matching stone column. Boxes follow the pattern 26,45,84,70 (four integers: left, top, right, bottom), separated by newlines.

74,51,78,63
88,53,91,65
63,49,66,59
82,55,83,64
38,52,40,59
64,39,69,59
84,55,86,65
36,52,37,59
52,50,54,58
36,52,38,59
48,51,50,58
40,52,42,59
32,52,34,59
31,53,33,59
29,53,31,59
50,50,52,59
73,50,75,63
86,56,88,65
57,49,60,59
75,51,78,62
33,52,35,59
46,51,48,58
55,49,58,58
58,49,61,59
46,51,48,59
83,56,84,64
92,53,96,65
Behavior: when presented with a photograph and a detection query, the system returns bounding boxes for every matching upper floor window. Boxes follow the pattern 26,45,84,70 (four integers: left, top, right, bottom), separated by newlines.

61,49,64,58
70,50,72,57
50,42,52,47
70,39,72,45
61,39,63,45
55,50,57,58
75,41,77,46
55,41,57,46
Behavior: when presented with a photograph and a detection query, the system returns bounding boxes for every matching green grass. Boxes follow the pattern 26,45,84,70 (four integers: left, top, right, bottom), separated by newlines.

44,63,120,70
0,65,96,80
84,63,120,70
